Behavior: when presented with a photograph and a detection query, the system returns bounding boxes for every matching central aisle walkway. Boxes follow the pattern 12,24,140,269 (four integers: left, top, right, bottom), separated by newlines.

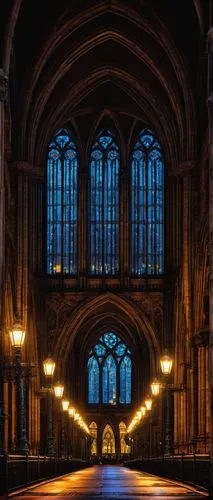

16,465,207,499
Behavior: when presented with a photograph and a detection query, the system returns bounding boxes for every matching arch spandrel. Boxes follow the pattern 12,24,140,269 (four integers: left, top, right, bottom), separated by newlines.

52,292,160,377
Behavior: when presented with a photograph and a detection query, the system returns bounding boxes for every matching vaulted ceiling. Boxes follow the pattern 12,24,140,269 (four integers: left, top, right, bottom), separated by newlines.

1,0,208,171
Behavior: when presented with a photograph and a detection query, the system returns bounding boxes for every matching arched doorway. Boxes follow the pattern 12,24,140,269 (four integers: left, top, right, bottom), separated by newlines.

89,421,98,457
119,421,130,458
102,424,115,459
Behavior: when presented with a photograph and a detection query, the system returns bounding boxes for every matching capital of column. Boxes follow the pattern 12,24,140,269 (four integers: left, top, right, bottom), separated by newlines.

0,70,8,103
175,160,196,176
192,329,209,349
16,161,44,182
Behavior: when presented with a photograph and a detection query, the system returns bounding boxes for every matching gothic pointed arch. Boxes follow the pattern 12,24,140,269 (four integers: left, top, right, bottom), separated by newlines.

87,332,132,404
88,129,120,274
102,424,115,455
130,128,164,275
46,127,78,274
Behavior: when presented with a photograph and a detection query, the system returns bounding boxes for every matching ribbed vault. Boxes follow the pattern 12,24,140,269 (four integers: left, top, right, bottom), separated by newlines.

1,0,206,173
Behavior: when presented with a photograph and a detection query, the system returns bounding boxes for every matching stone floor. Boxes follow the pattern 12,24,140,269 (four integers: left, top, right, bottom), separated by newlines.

14,465,207,499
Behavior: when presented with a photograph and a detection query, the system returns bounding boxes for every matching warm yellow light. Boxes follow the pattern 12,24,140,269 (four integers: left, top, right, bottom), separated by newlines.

74,412,80,422
43,356,56,377
68,407,75,417
62,400,69,411
9,327,26,348
136,411,142,420
151,379,161,396
160,353,173,375
53,382,64,399
53,264,61,273
145,398,152,411
140,406,146,416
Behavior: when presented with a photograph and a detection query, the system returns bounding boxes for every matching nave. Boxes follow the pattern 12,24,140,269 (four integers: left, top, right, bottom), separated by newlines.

14,465,206,499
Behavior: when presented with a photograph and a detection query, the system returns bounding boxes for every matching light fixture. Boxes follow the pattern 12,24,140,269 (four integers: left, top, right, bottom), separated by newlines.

145,397,152,411
68,407,75,417
160,352,173,376
43,355,56,377
53,382,64,399
140,406,146,416
9,325,26,348
151,379,161,396
62,400,69,411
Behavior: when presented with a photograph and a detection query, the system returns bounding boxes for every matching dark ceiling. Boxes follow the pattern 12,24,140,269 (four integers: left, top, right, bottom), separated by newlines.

1,0,208,170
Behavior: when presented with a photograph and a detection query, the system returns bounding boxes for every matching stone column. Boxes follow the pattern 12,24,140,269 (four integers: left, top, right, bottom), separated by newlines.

0,70,7,321
0,70,8,454
208,26,213,494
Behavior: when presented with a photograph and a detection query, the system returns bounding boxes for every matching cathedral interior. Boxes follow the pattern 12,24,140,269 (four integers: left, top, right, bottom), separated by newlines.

0,0,212,496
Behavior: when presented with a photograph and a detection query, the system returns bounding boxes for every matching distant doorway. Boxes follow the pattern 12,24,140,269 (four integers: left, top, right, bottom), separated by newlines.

102,424,115,459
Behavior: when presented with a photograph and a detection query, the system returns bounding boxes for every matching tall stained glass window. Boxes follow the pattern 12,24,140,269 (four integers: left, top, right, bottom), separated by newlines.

131,129,164,275
87,332,131,404
47,128,78,274
88,130,120,274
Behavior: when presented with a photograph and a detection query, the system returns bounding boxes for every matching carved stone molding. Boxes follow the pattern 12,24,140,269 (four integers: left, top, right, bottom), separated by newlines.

175,160,196,176
16,161,44,181
192,329,209,348
0,69,8,103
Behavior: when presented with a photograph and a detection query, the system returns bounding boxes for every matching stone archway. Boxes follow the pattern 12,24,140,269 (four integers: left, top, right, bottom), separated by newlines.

102,424,115,458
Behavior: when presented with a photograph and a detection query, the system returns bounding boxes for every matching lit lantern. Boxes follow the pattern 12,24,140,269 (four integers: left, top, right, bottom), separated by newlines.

53,382,64,399
151,379,161,396
68,407,75,417
43,355,56,377
62,400,69,411
145,398,152,411
160,353,173,376
9,326,26,348
140,406,146,416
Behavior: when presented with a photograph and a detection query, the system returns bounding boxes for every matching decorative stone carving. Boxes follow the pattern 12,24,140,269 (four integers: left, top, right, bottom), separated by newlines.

0,70,8,103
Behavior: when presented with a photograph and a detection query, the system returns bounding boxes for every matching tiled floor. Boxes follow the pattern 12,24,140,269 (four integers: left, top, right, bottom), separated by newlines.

15,465,207,499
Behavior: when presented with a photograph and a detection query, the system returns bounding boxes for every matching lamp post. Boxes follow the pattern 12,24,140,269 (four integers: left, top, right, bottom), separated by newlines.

145,397,152,457
43,355,56,456
160,352,173,457
150,352,173,457
9,324,28,454
60,399,69,457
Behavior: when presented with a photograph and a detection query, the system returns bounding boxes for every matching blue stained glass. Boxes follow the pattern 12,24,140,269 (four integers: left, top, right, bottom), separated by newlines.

131,128,164,275
47,128,78,274
94,344,106,356
103,355,116,403
88,356,99,403
89,131,119,275
88,332,132,405
120,356,131,404
115,343,126,357
103,333,117,348
99,134,113,148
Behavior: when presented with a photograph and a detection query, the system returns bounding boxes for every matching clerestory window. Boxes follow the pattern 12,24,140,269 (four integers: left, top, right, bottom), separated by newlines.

46,128,78,274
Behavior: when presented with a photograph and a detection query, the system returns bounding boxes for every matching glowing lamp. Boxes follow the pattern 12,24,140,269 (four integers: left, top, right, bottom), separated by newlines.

54,382,64,399
151,379,161,396
9,327,26,348
160,353,173,376
62,400,69,411
136,411,142,420
145,398,152,411
43,356,56,377
68,407,75,417
140,406,146,416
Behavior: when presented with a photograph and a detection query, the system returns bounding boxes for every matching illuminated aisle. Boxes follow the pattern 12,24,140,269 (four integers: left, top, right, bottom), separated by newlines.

15,465,207,499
